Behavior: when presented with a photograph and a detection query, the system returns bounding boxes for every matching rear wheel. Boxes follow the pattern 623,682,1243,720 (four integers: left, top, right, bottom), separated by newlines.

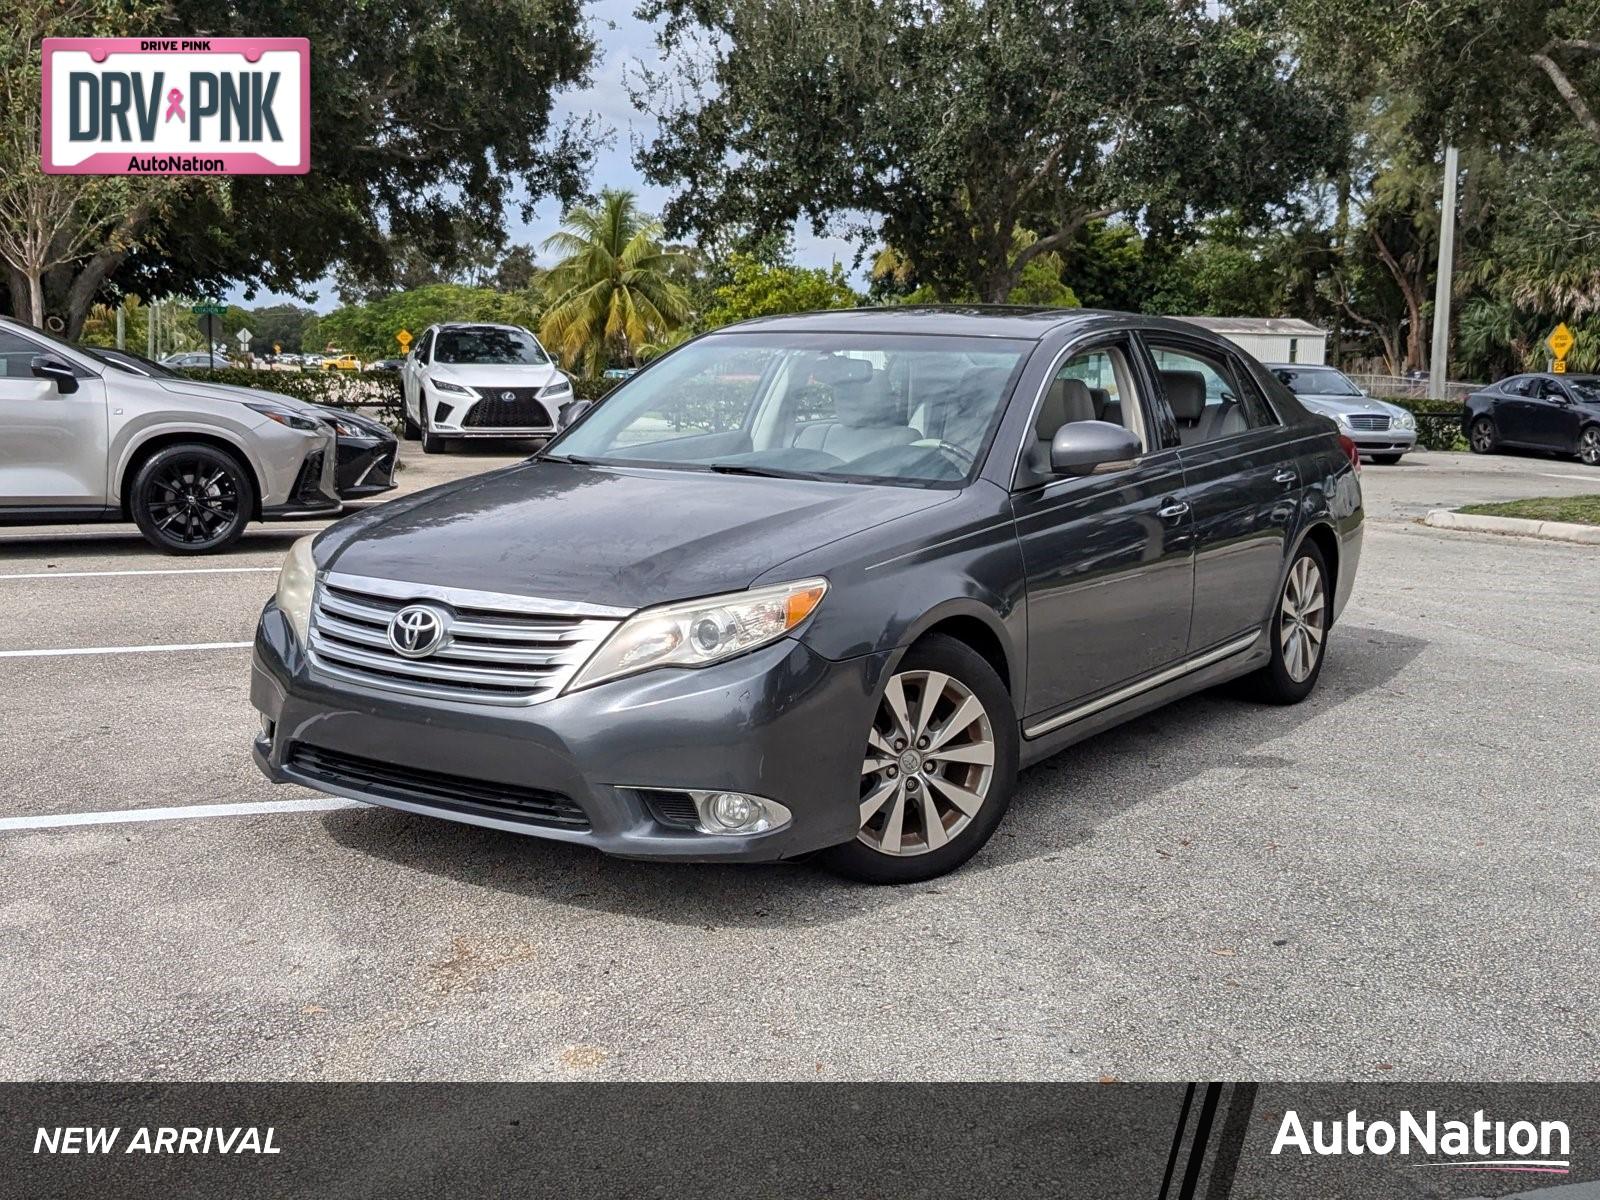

130,443,254,555
402,396,420,440
1244,541,1329,705
1580,425,1600,467
820,634,1018,884
1470,416,1498,455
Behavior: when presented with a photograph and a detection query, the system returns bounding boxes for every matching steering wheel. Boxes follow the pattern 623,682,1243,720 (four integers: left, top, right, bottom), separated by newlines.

935,440,976,471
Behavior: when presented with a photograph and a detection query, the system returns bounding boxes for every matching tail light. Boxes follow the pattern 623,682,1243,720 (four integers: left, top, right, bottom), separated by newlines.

1338,434,1360,473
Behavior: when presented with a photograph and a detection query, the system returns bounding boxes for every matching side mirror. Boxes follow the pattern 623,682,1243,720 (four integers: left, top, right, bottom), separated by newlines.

557,398,593,430
30,354,78,395
1049,420,1141,477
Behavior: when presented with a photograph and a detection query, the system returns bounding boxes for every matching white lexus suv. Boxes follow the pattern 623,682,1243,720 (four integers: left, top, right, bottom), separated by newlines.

400,322,574,453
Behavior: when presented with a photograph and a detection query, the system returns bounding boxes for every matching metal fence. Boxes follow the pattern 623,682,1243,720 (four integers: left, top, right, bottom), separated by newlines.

1345,374,1481,403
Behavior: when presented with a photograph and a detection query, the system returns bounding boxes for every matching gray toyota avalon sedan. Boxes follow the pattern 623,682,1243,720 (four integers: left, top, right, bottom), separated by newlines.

252,308,1363,883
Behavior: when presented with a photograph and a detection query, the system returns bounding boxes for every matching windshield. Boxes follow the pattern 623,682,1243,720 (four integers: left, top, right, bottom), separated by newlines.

1274,367,1362,397
81,347,175,377
434,327,549,365
546,332,1031,486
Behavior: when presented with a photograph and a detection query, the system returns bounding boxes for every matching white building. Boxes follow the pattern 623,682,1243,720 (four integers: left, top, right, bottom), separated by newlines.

1175,317,1328,366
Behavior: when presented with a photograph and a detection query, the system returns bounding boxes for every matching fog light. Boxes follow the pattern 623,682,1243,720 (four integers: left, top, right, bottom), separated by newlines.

691,790,791,836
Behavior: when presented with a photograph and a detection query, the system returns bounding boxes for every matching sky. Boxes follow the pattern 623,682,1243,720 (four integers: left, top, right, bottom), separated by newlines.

228,0,861,314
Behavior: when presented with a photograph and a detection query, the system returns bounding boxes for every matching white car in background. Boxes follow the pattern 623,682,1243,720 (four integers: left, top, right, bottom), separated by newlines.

400,322,574,453
1267,363,1418,464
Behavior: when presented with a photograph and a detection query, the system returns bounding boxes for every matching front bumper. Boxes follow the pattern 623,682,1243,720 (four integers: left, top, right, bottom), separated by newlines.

333,434,398,498
250,602,886,861
261,437,342,517
1345,427,1417,454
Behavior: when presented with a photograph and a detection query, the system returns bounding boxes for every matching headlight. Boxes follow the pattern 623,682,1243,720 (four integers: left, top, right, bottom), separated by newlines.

430,379,474,396
276,535,318,645
1392,409,1416,429
324,414,362,438
542,378,573,399
567,578,828,692
245,401,321,432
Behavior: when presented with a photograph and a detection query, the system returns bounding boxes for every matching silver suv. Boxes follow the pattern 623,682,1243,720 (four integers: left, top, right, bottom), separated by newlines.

0,316,340,554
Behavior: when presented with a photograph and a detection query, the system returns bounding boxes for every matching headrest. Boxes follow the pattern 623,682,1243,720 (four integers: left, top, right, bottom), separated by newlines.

812,355,872,385
833,369,899,428
1160,370,1207,421
1089,387,1111,420
1036,377,1096,439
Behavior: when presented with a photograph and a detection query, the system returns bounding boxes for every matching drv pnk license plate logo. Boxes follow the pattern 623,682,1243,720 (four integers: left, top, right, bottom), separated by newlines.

42,38,309,174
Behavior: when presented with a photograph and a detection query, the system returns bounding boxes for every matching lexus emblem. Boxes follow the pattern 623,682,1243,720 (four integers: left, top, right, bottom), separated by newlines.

500,390,516,401
387,604,447,659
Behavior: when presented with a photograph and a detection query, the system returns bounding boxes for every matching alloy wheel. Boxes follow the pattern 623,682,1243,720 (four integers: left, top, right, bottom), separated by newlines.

145,456,241,546
857,670,995,856
1471,418,1495,453
1581,427,1600,467
1280,556,1326,684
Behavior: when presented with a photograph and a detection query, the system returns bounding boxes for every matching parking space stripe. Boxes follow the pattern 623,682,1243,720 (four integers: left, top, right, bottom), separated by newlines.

0,641,253,658
0,566,279,580
0,797,362,832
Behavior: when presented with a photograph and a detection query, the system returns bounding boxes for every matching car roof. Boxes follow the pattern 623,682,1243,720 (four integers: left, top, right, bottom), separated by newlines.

433,321,532,333
714,305,1234,341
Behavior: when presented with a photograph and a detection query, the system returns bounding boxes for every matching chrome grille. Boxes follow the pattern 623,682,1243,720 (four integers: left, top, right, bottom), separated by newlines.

1346,414,1391,431
308,572,626,705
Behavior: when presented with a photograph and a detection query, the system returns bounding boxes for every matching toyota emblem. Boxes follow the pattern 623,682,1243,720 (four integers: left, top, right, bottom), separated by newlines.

387,604,447,658
500,390,517,401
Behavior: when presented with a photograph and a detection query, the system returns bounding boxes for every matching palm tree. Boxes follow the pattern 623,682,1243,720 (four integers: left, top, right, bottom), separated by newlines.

539,190,693,376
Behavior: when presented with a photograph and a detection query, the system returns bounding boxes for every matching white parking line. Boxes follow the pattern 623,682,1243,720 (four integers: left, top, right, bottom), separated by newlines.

1538,472,1597,482
0,641,252,658
0,566,279,580
0,797,362,832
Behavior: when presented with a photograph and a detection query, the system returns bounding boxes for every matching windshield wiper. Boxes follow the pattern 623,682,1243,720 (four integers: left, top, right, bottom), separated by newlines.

706,462,821,480
541,452,598,465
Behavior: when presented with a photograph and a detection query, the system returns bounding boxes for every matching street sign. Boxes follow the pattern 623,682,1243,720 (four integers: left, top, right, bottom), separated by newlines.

235,328,253,348
396,329,413,351
1554,360,1567,374
274,342,282,354
1548,323,1575,361
191,301,227,316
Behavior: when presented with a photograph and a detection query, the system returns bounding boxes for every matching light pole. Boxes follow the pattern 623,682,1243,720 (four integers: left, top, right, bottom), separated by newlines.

1428,145,1460,401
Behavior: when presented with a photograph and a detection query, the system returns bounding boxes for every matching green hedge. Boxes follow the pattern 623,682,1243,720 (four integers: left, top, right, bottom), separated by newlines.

1380,395,1468,452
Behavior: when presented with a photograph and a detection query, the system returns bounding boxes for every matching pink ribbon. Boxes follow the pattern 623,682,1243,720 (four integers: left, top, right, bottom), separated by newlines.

164,88,185,123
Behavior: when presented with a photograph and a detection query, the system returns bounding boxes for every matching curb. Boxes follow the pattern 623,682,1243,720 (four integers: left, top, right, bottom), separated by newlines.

1424,509,1600,545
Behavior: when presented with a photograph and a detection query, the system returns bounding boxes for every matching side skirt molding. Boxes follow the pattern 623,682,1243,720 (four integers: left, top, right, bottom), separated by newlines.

1022,629,1263,739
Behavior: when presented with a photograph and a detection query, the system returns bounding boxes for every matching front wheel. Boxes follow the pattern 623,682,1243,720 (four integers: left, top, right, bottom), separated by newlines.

419,413,448,454
1469,416,1498,455
1244,541,1329,705
1580,425,1600,467
820,634,1018,884
130,443,254,555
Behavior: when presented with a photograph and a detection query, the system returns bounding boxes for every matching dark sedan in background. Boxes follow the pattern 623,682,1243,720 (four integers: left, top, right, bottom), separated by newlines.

253,308,1363,884
86,347,399,499
1464,372,1600,466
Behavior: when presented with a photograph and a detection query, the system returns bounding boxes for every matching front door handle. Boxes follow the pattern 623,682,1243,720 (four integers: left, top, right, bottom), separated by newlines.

1157,501,1190,520
1273,470,1297,486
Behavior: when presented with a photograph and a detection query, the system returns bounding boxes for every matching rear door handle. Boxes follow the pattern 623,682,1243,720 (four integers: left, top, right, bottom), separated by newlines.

1157,501,1190,520
1273,470,1297,485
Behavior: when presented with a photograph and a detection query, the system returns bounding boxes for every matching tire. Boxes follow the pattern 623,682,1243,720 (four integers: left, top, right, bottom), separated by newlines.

1580,425,1600,467
1371,453,1403,465
820,634,1018,884
1469,415,1498,455
129,442,254,555
419,414,447,454
1243,540,1330,705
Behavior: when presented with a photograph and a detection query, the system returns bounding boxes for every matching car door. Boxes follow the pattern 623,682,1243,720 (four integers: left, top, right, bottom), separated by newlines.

1494,376,1540,445
0,328,109,509
1139,333,1300,655
1010,335,1196,722
1529,377,1583,450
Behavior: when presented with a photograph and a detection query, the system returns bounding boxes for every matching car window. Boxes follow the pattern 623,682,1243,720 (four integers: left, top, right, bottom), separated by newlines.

1034,345,1147,450
0,328,43,378
550,332,1030,487
433,327,548,365
1148,341,1276,444
1273,366,1362,397
1537,378,1568,400
1502,376,1532,396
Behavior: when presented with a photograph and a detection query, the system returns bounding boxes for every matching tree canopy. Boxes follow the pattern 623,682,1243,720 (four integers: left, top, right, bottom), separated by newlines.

634,0,1344,302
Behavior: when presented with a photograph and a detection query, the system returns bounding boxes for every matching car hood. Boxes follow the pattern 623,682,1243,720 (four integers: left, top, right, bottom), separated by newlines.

322,461,956,609
431,362,563,388
1294,393,1399,416
153,377,322,414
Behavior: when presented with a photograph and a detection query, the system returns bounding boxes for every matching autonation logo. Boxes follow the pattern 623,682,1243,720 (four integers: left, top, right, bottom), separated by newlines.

1272,1109,1571,1175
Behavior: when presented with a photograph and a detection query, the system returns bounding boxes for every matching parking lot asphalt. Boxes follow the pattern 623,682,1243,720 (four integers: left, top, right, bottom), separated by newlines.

0,448,1596,1082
